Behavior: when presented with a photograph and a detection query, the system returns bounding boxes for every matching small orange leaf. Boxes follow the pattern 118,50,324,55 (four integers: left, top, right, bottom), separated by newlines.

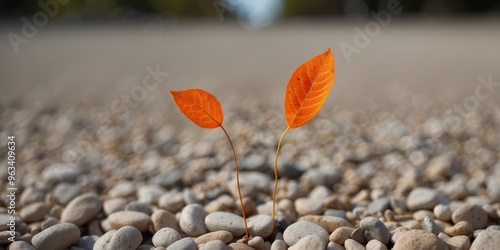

170,88,223,129
284,48,335,128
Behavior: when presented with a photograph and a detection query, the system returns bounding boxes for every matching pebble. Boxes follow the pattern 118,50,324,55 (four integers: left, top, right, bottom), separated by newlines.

107,211,151,232
289,235,326,250
295,198,324,215
406,188,439,211
283,221,329,246
152,227,182,247
270,239,287,250
8,241,36,250
433,204,452,221
103,198,127,216
487,178,500,203
344,238,365,250
329,226,355,245
247,215,274,238
20,202,48,223
444,221,473,236
366,239,388,250
298,215,352,233
61,193,102,226
125,201,153,215
440,234,471,250
351,228,366,244
180,204,208,236
41,217,58,230
248,236,265,249
94,226,142,250
42,165,81,183
53,182,81,205
151,209,180,232
228,242,255,250
205,211,246,237
451,204,487,229
159,191,185,213
393,230,447,250
470,228,500,250
166,237,197,250
108,181,136,198
73,235,99,250
138,185,166,204
19,187,45,206
368,197,390,214
326,242,345,250
422,216,440,235
195,230,233,244
199,239,228,250
360,216,391,244
31,222,81,250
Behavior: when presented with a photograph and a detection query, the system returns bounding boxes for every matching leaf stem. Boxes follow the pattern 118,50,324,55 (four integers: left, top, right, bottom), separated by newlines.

272,126,290,222
220,125,249,239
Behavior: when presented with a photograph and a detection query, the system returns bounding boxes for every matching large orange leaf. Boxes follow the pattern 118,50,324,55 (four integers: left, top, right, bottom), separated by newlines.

284,48,335,128
170,88,223,128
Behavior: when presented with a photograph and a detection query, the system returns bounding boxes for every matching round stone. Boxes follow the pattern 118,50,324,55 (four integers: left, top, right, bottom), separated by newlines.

298,215,352,233
288,235,326,250
283,221,329,246
366,239,388,250
195,230,233,244
103,198,127,216
94,226,143,250
125,201,153,215
406,188,438,211
20,202,48,223
294,198,324,215
247,215,274,238
180,204,208,236
205,212,246,237
433,204,452,221
31,223,81,250
199,240,228,250
61,193,102,226
151,209,180,232
152,227,182,247
470,229,500,250
444,221,473,236
108,211,151,232
393,230,447,250
53,182,81,205
329,226,355,245
360,216,391,245
452,204,487,230
6,241,37,250
345,238,365,250
166,237,197,250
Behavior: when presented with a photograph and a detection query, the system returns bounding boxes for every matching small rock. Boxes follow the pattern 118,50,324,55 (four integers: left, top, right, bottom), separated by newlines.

153,227,182,247
390,227,409,244
248,236,265,249
360,216,391,244
31,223,81,250
180,204,208,236
151,209,180,232
329,226,355,245
41,217,58,230
199,239,228,250
470,229,500,250
6,241,37,250
298,215,352,233
108,181,136,198
283,221,329,246
138,185,166,204
406,188,438,211
74,235,99,250
103,198,127,216
444,221,473,236
42,165,81,183
125,201,153,215
368,197,391,214
19,187,45,206
94,226,143,250
159,191,185,213
20,202,48,223
61,193,102,226
344,238,365,250
205,212,246,237
295,198,324,216
422,216,440,235
228,242,255,250
166,237,196,250
195,230,233,244
107,211,151,232
442,235,470,250
247,215,274,238
366,239,388,250
487,178,500,203
270,239,287,250
53,182,81,205
289,235,326,250
433,204,452,221
393,230,447,250
351,228,366,244
451,204,487,230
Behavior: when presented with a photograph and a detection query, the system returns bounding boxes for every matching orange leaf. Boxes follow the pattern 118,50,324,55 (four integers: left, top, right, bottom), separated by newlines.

170,88,223,129
284,48,335,128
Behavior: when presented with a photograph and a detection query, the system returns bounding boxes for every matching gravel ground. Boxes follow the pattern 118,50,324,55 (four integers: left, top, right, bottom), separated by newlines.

1,19,500,249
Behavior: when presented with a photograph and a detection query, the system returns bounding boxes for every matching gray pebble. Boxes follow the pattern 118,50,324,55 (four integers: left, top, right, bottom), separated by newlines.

138,185,166,204
53,182,81,205
205,211,246,237
20,202,48,223
108,182,136,198
487,178,500,203
103,198,127,216
152,168,183,188
180,204,208,236
283,221,329,246
166,237,197,250
32,222,81,250
107,211,151,232
152,227,182,247
7,241,37,250
422,216,440,235
324,209,348,220
42,165,81,183
406,188,438,211
247,215,274,238
360,216,390,245
61,193,102,226
368,197,390,214
74,235,99,250
351,228,366,244
19,187,45,206
295,198,324,215
344,238,365,250
125,201,153,215
159,191,185,213
199,239,228,250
